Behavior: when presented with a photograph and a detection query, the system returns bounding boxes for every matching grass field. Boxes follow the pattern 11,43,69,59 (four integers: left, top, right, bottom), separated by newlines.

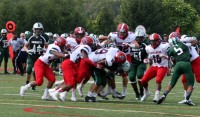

0,60,200,117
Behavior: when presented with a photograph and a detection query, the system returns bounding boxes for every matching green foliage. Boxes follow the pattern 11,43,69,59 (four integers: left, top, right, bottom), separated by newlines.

162,0,199,35
0,0,199,36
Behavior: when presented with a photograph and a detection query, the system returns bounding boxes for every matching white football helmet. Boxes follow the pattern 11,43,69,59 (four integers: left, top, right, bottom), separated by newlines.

61,33,68,38
1,29,7,34
33,22,43,29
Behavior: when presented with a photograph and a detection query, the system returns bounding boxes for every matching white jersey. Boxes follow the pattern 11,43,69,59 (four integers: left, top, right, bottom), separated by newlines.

189,46,199,61
146,43,170,67
89,47,119,66
66,37,78,52
70,45,92,63
39,44,61,65
108,31,136,54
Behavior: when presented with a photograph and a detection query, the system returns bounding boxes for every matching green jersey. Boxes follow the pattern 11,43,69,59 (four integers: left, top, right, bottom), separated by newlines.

26,33,49,61
167,42,190,63
130,43,148,64
0,36,9,50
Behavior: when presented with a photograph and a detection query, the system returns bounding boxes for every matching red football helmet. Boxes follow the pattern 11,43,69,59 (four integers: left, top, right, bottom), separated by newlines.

54,36,66,47
117,23,129,39
114,51,126,64
149,33,161,49
168,32,181,41
74,27,85,44
81,36,94,45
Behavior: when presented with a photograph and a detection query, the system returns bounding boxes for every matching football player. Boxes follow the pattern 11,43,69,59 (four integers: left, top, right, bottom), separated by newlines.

141,33,170,102
23,22,49,91
20,37,68,100
157,32,195,106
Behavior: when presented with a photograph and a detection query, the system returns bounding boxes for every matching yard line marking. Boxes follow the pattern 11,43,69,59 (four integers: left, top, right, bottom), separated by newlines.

0,102,199,117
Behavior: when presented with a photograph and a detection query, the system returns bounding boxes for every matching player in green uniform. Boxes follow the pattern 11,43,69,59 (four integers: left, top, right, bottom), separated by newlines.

129,30,148,100
23,22,49,91
0,29,10,74
157,32,195,106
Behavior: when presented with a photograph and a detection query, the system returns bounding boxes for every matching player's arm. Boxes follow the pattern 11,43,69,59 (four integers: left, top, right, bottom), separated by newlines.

51,50,69,58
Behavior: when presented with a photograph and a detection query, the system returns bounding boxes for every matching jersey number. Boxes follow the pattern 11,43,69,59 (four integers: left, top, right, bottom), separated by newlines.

174,47,183,55
152,55,161,63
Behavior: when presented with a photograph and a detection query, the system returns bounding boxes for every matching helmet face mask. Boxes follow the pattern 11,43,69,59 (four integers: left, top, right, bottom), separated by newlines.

74,27,85,41
149,33,161,49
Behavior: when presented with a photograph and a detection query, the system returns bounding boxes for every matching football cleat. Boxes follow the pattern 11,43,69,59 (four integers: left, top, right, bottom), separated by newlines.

98,93,109,100
185,100,195,106
59,91,67,102
112,92,122,99
141,91,151,101
157,95,166,104
20,86,27,97
153,93,160,103
71,95,77,102
84,96,96,102
49,91,59,101
136,94,141,100
77,84,84,97
41,94,53,100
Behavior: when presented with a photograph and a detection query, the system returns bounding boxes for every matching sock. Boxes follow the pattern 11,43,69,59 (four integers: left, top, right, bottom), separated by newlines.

185,92,192,100
26,81,29,84
44,88,49,95
163,90,169,97
24,83,31,89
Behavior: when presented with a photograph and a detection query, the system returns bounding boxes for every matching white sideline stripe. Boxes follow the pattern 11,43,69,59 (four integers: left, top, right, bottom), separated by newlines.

0,102,199,117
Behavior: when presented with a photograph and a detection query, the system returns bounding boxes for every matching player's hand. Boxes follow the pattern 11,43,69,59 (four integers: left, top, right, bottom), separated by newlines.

143,58,150,64
28,49,34,55
122,43,129,47
96,64,104,69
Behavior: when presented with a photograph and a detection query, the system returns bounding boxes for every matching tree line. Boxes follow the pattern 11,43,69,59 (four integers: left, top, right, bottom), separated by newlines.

0,0,199,37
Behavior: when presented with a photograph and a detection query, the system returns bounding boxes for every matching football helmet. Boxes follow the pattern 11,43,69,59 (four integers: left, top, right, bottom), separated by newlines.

135,30,145,43
149,33,161,49
25,31,31,35
169,32,181,42
117,23,129,39
114,51,126,64
81,36,97,51
74,27,85,44
61,33,68,39
54,36,66,47
81,36,94,45
1,29,7,37
32,22,43,36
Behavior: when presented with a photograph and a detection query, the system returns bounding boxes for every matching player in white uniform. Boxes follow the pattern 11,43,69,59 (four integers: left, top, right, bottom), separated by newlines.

49,36,102,101
178,35,200,104
141,33,170,102
85,47,127,102
99,23,139,98
20,37,68,100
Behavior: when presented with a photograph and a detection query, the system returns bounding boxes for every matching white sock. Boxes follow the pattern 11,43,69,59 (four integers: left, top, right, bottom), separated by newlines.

44,88,49,95
71,88,76,97
24,83,31,89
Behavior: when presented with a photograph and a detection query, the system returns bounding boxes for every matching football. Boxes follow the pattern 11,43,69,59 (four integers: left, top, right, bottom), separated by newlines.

122,60,130,72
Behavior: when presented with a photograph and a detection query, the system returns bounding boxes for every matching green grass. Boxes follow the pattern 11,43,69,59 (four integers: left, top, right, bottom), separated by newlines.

0,59,200,117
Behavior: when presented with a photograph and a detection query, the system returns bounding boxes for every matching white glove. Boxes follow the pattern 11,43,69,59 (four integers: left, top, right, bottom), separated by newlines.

143,58,150,64
27,49,34,55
